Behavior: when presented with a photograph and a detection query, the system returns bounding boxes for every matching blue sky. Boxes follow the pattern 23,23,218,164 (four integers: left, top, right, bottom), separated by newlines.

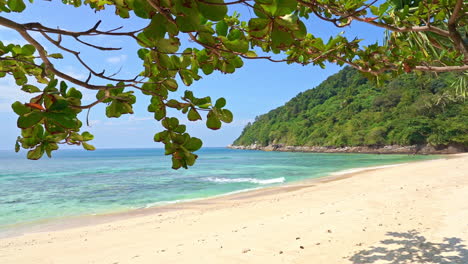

0,2,384,150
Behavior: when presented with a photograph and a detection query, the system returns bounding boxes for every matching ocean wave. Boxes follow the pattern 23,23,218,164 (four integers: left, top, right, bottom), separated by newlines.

204,177,285,185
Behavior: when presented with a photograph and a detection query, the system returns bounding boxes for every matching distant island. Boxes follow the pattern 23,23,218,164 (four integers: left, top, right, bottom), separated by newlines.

230,67,468,154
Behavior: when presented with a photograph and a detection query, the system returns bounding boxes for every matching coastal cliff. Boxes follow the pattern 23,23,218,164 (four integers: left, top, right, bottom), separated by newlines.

227,144,466,154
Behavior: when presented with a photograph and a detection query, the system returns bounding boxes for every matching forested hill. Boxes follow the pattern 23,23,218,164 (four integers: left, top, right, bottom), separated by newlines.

233,67,468,149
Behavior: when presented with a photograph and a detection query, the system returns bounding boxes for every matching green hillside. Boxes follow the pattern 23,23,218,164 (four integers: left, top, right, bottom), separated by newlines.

233,67,468,148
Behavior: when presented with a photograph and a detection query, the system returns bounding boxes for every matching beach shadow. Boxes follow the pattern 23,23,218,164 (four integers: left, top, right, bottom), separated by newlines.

349,230,468,264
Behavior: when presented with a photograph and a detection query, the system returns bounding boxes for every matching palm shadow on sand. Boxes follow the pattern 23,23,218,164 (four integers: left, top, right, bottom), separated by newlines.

349,230,468,264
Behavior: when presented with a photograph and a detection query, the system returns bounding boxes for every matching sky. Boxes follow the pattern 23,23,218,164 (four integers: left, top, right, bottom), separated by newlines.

0,1,384,150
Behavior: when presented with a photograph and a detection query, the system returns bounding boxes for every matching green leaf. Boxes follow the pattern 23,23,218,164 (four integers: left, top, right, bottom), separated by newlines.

44,142,58,158
258,1,276,16
49,53,64,59
13,70,27,85
154,130,168,142
184,90,194,100
223,39,249,53
18,111,43,128
162,79,178,91
185,137,203,151
27,146,44,160
275,0,297,16
185,153,197,166
15,141,20,152
176,13,201,32
162,117,179,129
133,0,154,18
154,106,166,121
198,0,227,21
216,20,228,36
171,157,182,169
188,108,202,121
220,62,235,73
60,81,68,97
198,32,216,46
245,51,257,58
21,44,35,56
248,18,269,31
156,38,180,53
201,64,214,75
168,117,179,129
206,114,222,130
48,99,69,111
231,56,244,68
179,70,194,86
81,131,94,141
227,28,242,41
7,0,26,12
253,3,269,18
46,112,78,129
67,88,83,99
255,0,273,4
166,99,181,109
215,97,226,108
172,134,186,144
82,142,96,151
137,48,149,60
144,14,168,40
174,124,186,133
11,101,29,115
21,84,41,93
294,20,307,39
106,101,133,118
271,26,293,48
220,109,233,123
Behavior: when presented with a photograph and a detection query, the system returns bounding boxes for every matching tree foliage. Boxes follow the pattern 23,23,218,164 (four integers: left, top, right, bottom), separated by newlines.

0,0,466,168
234,67,468,148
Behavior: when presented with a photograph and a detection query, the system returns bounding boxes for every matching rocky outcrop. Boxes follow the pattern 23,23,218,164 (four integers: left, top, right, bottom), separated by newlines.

227,144,467,155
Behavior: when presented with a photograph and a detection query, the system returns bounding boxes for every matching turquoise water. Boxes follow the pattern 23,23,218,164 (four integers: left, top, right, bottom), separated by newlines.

0,148,436,229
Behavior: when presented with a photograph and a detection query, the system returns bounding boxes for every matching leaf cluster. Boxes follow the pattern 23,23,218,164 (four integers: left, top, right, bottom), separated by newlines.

0,0,466,168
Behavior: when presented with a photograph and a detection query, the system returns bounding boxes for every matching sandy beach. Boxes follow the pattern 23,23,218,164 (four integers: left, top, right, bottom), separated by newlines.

1,154,467,264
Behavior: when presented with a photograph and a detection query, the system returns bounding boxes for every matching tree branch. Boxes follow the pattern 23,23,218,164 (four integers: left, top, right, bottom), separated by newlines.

0,16,137,91
414,65,468,72
446,0,468,62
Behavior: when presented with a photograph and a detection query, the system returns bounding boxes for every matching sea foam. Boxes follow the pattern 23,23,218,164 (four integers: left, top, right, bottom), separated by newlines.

204,177,285,185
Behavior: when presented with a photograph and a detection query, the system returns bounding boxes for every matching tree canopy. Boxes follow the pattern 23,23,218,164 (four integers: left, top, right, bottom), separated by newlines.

234,67,468,148
0,0,466,168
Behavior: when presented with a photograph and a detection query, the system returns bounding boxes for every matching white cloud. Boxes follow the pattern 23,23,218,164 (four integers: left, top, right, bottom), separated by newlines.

89,115,153,128
128,116,153,122
88,120,101,126
63,66,88,80
225,118,254,127
106,54,128,64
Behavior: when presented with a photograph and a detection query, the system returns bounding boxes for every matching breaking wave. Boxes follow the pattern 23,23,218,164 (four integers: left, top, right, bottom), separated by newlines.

204,177,285,185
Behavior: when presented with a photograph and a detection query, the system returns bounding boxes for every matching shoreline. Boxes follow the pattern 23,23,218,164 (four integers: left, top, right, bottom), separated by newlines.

0,154,448,238
228,143,467,154
1,153,467,263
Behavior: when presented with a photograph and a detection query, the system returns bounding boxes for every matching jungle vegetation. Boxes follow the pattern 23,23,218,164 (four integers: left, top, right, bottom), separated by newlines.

234,67,468,148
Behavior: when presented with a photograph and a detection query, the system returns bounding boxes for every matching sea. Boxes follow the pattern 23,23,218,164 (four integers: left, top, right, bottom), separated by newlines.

0,148,436,230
